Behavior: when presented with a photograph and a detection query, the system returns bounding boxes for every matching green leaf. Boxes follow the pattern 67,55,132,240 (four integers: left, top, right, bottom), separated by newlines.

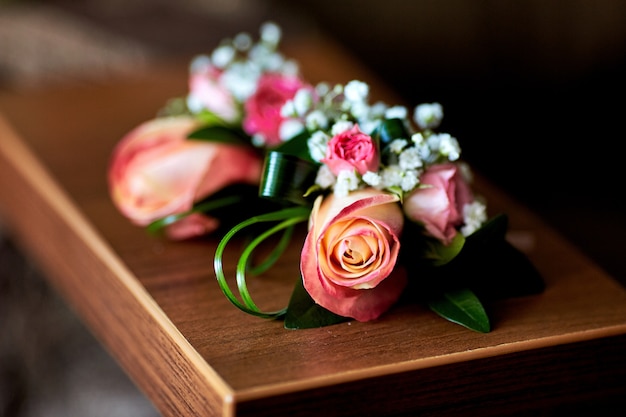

195,110,229,126
373,118,409,144
146,194,243,234
465,213,508,244
427,288,491,333
259,151,319,206
272,130,315,162
187,125,250,145
284,278,350,329
423,232,465,266
213,206,311,319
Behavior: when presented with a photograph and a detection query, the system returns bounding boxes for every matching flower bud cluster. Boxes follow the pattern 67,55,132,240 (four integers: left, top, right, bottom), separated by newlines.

184,22,299,117
278,80,462,198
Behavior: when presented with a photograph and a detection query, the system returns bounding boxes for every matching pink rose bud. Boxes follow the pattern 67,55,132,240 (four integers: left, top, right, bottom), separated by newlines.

108,116,262,239
403,163,474,245
301,188,407,321
321,124,379,176
242,73,310,146
188,62,239,122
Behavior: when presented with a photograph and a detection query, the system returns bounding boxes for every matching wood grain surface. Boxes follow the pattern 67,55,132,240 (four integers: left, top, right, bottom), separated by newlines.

1,35,626,416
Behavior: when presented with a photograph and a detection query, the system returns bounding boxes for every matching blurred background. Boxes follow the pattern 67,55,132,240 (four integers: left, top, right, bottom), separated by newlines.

1,0,625,415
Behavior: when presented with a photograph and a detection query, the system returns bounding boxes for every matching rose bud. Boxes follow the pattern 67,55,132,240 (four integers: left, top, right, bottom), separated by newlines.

403,163,474,245
108,116,262,239
322,124,379,176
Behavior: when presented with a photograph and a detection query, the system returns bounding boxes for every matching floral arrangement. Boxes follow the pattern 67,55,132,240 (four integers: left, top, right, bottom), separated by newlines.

108,22,543,331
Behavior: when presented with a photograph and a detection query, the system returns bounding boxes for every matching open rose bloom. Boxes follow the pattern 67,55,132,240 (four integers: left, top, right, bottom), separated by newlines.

243,73,313,146
301,188,407,321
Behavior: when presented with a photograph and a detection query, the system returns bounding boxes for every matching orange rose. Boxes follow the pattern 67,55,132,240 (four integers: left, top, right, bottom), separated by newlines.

108,116,262,239
300,188,406,321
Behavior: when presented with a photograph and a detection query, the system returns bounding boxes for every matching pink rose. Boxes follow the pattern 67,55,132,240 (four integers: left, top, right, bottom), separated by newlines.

108,116,262,239
301,188,407,321
403,163,474,245
321,124,378,175
242,73,310,146
188,64,239,122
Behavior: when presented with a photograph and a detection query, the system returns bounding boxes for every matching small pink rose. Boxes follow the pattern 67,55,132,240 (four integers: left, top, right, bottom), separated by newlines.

403,163,474,245
242,73,310,146
188,64,239,122
301,188,406,321
108,116,262,239
321,124,378,176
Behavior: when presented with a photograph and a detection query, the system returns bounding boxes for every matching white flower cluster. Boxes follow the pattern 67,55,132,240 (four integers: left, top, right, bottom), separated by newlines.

187,22,298,110
280,80,462,198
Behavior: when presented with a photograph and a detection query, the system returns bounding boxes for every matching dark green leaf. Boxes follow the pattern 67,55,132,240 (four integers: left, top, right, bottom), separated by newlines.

260,151,319,206
284,278,349,329
195,110,228,126
423,232,465,266
374,118,410,144
272,130,314,162
427,288,491,333
146,194,244,235
187,125,250,145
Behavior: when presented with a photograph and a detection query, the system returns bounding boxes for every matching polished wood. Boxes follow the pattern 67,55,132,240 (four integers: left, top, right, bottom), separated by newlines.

1,35,626,416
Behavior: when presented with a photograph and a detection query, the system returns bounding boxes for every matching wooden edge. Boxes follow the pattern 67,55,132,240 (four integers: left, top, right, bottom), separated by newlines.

0,113,236,417
233,324,626,403
232,333,626,417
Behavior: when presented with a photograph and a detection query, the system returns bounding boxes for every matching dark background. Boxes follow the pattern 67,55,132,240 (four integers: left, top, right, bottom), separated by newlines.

273,0,626,283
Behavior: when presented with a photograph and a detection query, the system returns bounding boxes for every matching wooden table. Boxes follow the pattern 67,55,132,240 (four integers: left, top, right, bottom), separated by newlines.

1,37,626,416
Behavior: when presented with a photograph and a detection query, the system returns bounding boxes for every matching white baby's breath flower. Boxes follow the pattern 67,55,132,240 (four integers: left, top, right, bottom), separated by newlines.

305,110,329,131
334,170,360,197
221,62,260,100
358,120,380,136
189,54,211,73
362,171,382,187
461,201,487,236
186,94,203,114
211,45,235,68
315,164,335,189
414,102,443,130
411,132,425,146
280,59,300,76
233,32,252,51
260,21,281,45
399,147,423,170
331,120,354,135
369,102,388,118
251,133,267,147
249,44,284,71
280,100,296,118
279,119,304,142
385,106,408,120
308,130,330,162
400,170,420,192
416,142,433,162
344,80,369,103
438,133,461,161
293,88,314,116
389,139,408,154
380,165,404,188
350,101,370,121
315,82,330,97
